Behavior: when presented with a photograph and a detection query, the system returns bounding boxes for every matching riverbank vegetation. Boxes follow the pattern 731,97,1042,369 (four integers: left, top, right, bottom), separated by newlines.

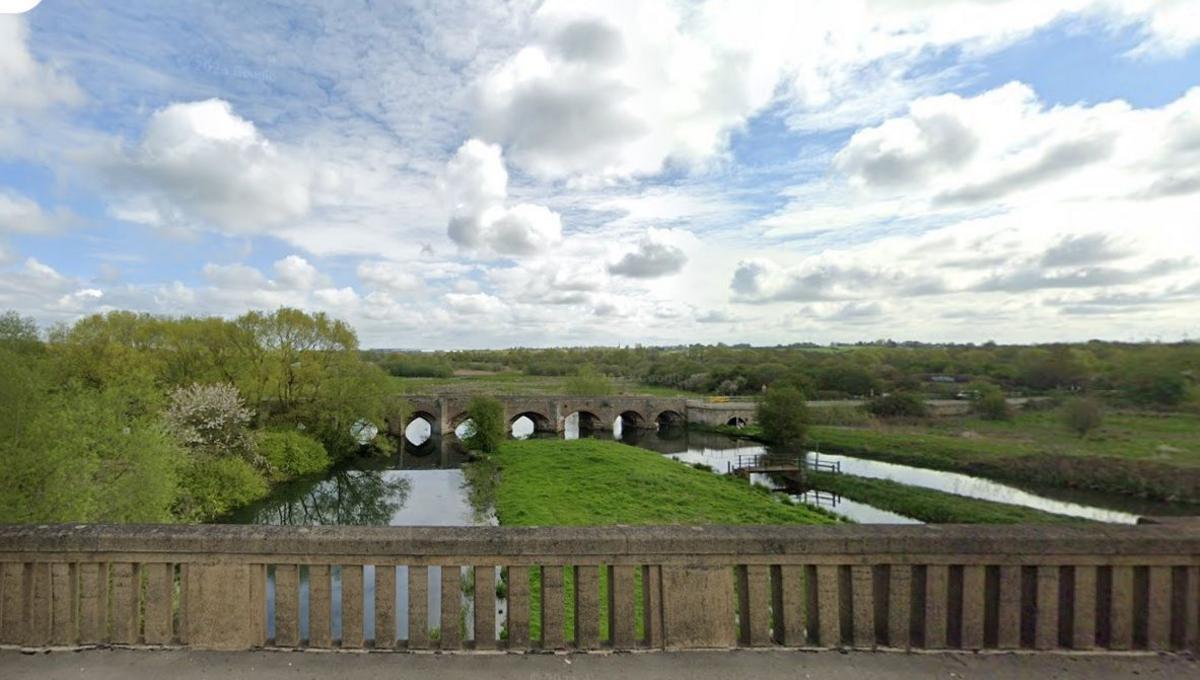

0,309,404,524
804,472,1084,524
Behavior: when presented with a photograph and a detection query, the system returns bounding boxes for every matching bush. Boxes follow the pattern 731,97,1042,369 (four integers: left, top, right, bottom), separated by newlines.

974,386,1011,421
865,392,928,419
464,396,506,453
1063,398,1104,438
175,456,269,521
258,430,331,480
164,383,259,466
1121,367,1189,407
756,386,808,445
807,405,872,426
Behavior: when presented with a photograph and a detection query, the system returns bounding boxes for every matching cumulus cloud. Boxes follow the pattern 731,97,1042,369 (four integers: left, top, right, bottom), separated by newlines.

445,139,563,256
608,236,687,278
445,292,507,316
203,256,328,291
834,82,1200,208
731,258,943,304
108,99,333,234
356,260,421,293
473,1,1200,182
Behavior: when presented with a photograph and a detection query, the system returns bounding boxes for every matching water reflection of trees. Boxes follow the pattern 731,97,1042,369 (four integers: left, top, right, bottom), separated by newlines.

242,470,411,526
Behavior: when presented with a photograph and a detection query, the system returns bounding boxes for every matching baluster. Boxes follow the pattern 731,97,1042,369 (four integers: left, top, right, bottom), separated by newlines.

376,564,397,649
1110,566,1134,650
440,566,462,650
1,562,25,645
274,565,299,647
850,565,874,649
1186,566,1199,652
308,565,331,648
341,565,364,648
507,566,530,650
996,565,1021,649
26,562,51,647
109,563,137,645
473,565,496,650
407,565,427,649
50,563,75,646
541,566,565,650
574,565,600,649
1146,566,1171,651
887,565,912,649
815,565,840,648
143,563,174,645
1035,566,1060,650
610,565,637,649
961,566,985,650
924,565,948,649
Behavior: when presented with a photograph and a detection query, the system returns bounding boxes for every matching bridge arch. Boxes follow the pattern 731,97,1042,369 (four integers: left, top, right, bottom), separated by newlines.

617,410,647,430
510,410,554,438
655,409,685,430
726,416,747,429
404,411,437,445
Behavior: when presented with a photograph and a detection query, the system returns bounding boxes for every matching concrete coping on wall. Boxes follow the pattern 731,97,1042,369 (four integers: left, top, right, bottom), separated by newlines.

2,523,1198,559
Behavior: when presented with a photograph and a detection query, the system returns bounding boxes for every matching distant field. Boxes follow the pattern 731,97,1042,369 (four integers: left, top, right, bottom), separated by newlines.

391,373,703,397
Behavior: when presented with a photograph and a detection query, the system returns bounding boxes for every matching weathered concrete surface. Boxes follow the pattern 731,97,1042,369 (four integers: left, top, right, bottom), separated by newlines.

1,649,1195,679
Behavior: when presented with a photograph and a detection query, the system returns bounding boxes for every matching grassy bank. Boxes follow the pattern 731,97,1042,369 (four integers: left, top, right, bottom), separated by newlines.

485,438,835,525
804,472,1084,524
808,411,1200,503
466,438,835,644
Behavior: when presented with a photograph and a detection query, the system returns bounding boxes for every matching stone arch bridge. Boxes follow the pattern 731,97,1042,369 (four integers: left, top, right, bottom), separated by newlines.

390,395,754,436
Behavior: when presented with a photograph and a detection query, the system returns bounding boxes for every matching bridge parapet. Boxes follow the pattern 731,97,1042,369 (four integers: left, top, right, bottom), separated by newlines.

1,523,1197,653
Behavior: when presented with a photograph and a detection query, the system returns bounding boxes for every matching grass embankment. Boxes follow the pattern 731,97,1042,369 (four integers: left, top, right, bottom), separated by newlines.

394,372,700,397
487,438,835,525
804,472,1084,524
465,438,835,644
808,410,1200,503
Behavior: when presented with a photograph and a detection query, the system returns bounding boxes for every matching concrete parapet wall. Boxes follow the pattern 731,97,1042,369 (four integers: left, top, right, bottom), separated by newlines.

2,524,1198,653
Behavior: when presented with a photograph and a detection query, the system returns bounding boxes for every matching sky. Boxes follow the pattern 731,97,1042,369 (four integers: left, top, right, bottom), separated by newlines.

1,0,1198,349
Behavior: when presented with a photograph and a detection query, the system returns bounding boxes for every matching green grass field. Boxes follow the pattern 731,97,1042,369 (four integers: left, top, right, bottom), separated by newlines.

804,472,1084,524
393,372,701,398
485,438,835,525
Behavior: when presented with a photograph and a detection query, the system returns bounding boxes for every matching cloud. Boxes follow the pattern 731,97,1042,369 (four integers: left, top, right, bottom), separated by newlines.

0,190,75,234
444,292,507,316
1040,233,1126,268
107,99,332,234
730,258,943,304
203,256,329,291
0,16,82,111
608,237,687,278
273,255,327,290
356,261,421,293
444,139,563,256
973,258,1191,293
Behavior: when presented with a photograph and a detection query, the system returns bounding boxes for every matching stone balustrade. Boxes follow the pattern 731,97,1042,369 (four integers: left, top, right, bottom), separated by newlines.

1,524,1197,653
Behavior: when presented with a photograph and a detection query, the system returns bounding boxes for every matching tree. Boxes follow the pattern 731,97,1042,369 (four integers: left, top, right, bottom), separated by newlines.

1063,398,1103,438
464,396,505,453
258,430,331,481
1120,365,1189,407
865,392,927,419
756,386,808,445
974,385,1011,421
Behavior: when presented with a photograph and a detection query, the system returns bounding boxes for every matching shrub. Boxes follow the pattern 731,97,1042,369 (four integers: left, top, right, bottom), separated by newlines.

865,392,927,419
756,385,808,445
175,457,269,521
164,383,260,466
974,386,1011,421
1063,398,1104,438
258,430,331,480
807,405,872,426
464,396,506,453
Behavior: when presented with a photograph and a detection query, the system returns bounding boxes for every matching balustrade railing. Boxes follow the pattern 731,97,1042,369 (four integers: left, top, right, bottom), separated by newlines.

1,524,1197,652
